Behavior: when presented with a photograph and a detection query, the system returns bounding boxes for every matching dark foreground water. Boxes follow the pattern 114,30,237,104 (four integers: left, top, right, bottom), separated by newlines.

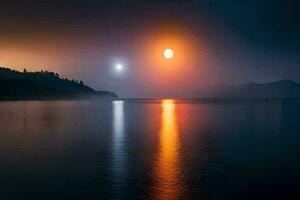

0,99,300,200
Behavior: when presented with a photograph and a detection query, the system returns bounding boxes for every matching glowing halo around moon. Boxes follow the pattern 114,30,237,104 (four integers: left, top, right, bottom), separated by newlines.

163,48,174,60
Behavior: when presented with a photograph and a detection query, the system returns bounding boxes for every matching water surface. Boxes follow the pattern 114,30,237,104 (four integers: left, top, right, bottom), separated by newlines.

0,99,299,199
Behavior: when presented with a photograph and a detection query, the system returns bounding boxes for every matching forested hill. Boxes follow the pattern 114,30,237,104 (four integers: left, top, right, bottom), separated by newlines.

0,67,117,100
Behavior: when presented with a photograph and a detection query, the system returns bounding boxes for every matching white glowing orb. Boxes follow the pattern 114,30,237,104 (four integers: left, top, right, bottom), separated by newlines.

164,48,174,60
115,64,124,72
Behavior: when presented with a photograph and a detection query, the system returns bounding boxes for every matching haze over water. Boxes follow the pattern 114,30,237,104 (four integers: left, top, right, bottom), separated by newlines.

0,99,299,199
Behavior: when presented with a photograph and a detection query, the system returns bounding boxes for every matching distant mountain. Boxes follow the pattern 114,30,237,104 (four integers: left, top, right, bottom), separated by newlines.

221,80,300,98
0,67,117,100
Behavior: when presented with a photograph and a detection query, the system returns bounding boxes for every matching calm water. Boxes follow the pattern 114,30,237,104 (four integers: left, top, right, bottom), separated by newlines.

0,99,300,199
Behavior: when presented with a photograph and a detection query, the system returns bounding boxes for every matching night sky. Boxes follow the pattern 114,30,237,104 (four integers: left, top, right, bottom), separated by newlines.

0,0,299,97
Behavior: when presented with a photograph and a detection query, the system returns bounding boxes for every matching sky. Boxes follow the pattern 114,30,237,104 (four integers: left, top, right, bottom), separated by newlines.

0,0,299,97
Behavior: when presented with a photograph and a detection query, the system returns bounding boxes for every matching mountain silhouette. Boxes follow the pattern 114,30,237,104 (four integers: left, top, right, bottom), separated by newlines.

222,80,300,98
0,67,117,100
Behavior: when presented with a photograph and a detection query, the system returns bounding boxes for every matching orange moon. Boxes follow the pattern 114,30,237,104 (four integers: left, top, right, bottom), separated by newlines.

163,48,174,60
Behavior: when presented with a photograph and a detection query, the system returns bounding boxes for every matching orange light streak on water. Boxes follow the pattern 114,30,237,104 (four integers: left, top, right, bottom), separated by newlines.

153,99,184,200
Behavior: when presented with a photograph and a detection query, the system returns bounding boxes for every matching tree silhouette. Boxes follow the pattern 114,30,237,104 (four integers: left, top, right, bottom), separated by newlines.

0,67,117,99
